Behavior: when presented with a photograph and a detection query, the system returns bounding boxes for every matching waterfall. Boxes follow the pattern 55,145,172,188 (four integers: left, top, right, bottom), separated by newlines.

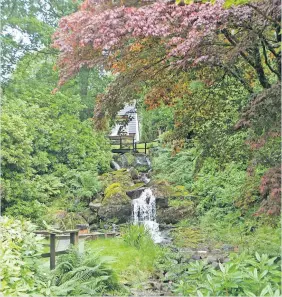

132,188,163,243
110,160,121,170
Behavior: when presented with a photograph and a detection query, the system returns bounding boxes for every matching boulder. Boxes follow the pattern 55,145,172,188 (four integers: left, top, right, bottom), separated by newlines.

87,214,98,224
156,197,169,209
99,183,132,223
89,223,99,231
79,209,98,224
89,202,102,212
156,205,193,224
98,203,132,223
113,153,151,172
129,167,139,179
126,187,146,199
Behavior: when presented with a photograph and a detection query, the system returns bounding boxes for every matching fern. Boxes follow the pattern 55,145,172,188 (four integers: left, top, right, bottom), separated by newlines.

50,247,119,296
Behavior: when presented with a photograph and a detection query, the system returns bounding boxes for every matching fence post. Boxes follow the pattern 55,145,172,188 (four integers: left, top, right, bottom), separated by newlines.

50,233,56,270
70,231,79,245
132,138,135,152
120,137,122,149
145,142,147,154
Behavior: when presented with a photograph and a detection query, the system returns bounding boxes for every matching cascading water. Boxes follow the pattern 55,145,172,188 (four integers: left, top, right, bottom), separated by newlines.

132,188,163,243
110,160,121,170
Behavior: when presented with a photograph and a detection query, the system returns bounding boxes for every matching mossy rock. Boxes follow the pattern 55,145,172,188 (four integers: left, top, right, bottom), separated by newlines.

99,181,132,223
127,182,145,191
156,203,195,224
100,169,133,191
103,183,131,205
151,180,175,198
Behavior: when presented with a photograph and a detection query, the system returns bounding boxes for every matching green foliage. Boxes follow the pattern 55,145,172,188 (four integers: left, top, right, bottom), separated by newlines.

172,227,203,248
172,253,281,296
0,216,45,296
88,237,164,286
152,148,198,191
1,55,111,219
140,103,174,142
200,209,281,256
121,224,155,250
49,247,120,296
193,158,247,214
1,0,82,80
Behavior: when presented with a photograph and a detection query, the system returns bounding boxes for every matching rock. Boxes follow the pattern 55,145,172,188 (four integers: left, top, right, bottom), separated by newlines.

79,208,92,220
86,214,98,224
129,167,139,179
211,249,221,254
197,250,208,254
222,244,234,251
89,224,99,231
98,204,132,223
211,262,220,269
89,202,102,212
156,197,169,209
156,206,193,224
191,254,202,261
126,187,146,199
98,180,132,223
206,255,219,264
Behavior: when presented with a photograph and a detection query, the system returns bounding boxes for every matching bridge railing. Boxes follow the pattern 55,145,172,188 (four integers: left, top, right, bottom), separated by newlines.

109,135,157,154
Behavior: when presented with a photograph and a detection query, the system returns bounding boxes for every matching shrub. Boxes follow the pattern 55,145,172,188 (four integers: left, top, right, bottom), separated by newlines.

173,252,281,296
0,216,45,296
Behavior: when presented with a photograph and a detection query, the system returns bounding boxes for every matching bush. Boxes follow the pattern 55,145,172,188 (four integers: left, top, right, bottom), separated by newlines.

0,216,45,296
173,253,281,296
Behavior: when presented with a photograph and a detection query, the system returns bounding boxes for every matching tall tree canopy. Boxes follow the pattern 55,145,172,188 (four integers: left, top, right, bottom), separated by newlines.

52,0,281,215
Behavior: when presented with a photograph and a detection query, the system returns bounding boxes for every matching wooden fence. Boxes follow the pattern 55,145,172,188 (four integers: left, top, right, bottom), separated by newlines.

35,230,118,270
35,230,79,270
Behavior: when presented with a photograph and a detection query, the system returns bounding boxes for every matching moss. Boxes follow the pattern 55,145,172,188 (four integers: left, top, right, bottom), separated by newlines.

100,170,133,191
104,183,122,199
103,182,130,205
127,182,145,191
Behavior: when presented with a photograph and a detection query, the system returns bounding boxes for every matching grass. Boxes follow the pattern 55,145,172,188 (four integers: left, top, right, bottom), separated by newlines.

87,237,163,287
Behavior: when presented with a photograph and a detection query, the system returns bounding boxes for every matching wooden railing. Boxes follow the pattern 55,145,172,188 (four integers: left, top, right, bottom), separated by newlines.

35,230,119,270
109,135,157,154
35,230,79,270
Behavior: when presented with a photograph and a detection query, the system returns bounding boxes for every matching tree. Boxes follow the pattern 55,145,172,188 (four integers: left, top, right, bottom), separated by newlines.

1,54,112,219
1,0,82,81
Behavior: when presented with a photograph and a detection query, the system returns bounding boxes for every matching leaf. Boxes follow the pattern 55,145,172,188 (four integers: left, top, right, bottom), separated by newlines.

196,290,204,297
255,252,261,262
219,263,225,273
